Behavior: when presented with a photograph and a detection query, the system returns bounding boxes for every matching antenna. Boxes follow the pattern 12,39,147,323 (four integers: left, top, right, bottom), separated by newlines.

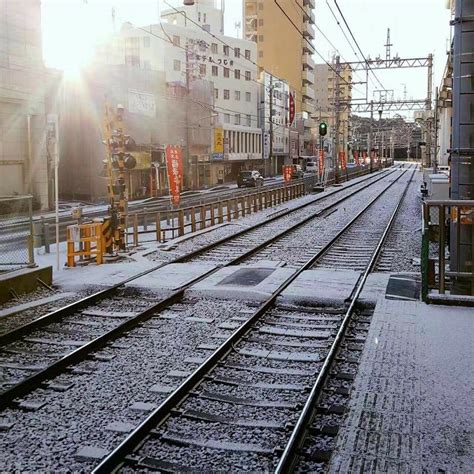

384,28,393,60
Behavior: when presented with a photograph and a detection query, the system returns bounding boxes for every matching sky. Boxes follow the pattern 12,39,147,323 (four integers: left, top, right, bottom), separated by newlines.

41,0,453,116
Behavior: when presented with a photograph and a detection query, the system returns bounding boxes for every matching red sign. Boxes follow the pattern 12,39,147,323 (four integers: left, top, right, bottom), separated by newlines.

339,151,347,171
283,165,293,182
165,145,183,205
319,149,324,176
354,151,360,166
288,92,295,126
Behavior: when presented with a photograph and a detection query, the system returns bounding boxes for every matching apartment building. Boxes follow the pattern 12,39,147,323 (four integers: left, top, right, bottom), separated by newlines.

244,0,315,123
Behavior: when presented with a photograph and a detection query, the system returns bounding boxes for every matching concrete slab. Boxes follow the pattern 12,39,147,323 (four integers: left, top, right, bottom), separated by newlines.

329,298,474,473
279,269,361,307
125,263,216,291
0,266,53,304
190,265,296,302
0,292,75,319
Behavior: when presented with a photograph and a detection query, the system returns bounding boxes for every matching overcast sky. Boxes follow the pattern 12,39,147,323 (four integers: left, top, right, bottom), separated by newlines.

42,0,453,116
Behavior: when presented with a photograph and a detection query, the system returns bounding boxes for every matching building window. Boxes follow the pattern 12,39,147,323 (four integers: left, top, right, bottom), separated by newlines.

211,43,218,54
246,92,251,102
224,113,230,123
259,19,264,26
224,89,230,100
173,59,181,71
235,114,241,125
259,50,263,58
235,90,241,101
143,60,151,70
234,69,240,79
172,35,180,47
212,65,218,76
259,35,264,42
203,13,207,22
198,11,201,22
199,63,206,75
245,49,251,59
247,114,252,126
214,88,218,99
224,67,230,78
234,47,240,58
143,36,150,48
245,71,251,81
223,45,229,56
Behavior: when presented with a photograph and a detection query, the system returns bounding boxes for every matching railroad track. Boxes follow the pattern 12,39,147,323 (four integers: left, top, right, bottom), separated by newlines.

0,169,397,412
90,166,415,473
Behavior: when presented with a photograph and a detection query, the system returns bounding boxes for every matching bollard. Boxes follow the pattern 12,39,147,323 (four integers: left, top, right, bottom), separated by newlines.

156,212,161,242
178,209,185,236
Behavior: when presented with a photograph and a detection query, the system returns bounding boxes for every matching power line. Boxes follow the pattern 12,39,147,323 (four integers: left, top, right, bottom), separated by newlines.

333,0,388,92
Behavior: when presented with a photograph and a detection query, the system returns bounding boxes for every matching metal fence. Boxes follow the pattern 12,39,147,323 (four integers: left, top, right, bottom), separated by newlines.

0,196,35,271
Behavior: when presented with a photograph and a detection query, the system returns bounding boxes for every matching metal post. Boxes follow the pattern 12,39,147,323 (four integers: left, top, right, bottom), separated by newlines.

334,56,341,183
426,53,434,168
439,205,446,294
368,101,374,173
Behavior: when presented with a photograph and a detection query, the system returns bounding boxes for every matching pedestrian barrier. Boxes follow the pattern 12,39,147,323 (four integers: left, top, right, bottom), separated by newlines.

66,222,104,267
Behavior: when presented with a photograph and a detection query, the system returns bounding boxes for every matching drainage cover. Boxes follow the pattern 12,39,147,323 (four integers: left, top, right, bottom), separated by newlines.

218,268,275,287
385,275,420,301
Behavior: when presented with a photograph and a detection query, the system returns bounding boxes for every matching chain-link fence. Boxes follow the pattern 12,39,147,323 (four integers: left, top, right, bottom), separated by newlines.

0,196,34,271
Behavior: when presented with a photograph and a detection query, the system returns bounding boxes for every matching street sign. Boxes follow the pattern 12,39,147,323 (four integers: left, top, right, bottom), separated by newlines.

288,92,295,126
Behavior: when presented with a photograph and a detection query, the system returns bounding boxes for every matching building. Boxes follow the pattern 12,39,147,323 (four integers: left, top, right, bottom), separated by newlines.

314,60,352,161
95,1,263,185
0,0,57,210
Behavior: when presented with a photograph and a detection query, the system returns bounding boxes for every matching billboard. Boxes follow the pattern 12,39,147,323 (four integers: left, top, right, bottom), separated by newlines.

165,145,183,205
128,90,156,117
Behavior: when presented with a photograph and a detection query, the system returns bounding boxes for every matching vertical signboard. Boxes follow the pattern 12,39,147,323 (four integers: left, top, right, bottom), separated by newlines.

339,151,347,171
213,127,224,160
288,92,295,126
263,132,270,159
283,165,293,182
354,150,360,166
165,145,183,205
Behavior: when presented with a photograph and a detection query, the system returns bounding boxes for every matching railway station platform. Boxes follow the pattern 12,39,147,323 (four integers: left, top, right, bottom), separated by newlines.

329,292,473,472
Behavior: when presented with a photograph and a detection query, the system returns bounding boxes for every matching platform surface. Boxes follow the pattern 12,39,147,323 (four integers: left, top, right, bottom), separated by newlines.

329,297,473,473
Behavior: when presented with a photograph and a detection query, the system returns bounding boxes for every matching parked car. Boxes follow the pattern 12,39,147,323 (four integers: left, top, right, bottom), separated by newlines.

291,165,304,179
306,161,317,174
237,170,264,188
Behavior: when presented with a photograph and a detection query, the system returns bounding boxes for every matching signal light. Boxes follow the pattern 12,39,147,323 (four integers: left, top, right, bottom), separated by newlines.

319,122,328,136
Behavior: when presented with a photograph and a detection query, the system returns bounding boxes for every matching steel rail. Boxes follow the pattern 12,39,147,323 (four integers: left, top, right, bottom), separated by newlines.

275,167,417,473
0,168,393,347
92,168,409,473
0,170,398,410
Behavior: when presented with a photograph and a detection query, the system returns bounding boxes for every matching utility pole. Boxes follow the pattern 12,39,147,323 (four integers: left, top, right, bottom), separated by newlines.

334,55,341,183
269,75,274,172
185,42,192,189
426,53,433,168
368,100,373,173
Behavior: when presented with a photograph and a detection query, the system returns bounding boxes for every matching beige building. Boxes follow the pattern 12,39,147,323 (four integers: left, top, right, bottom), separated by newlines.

243,0,315,120
314,61,352,158
0,0,56,210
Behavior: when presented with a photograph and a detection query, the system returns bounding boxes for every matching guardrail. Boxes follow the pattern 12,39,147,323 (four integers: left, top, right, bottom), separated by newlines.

422,199,474,300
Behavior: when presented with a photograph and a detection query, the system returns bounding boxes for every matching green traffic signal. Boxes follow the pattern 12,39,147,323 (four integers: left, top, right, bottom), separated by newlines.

319,122,328,136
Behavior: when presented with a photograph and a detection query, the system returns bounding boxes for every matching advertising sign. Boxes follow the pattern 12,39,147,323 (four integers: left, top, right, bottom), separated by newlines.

165,145,183,205
128,90,156,117
263,132,270,159
288,92,295,126
339,151,347,171
214,127,224,153
354,151,360,166
283,165,293,183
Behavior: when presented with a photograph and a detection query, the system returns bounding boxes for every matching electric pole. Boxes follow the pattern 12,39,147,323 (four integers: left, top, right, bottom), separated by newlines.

368,101,373,173
334,55,341,183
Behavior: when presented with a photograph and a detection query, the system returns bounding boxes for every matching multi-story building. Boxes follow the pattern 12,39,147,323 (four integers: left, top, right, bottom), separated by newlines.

244,0,316,132
314,61,352,160
95,1,263,185
0,0,55,209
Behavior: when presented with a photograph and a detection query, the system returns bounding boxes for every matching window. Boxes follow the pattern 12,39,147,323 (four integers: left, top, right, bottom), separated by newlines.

234,69,240,79
143,60,151,70
259,19,264,26
234,47,240,58
212,65,218,76
198,12,201,22
223,45,229,56
245,49,251,59
143,36,150,48
203,13,207,22
224,113,230,123
199,64,206,75
247,114,252,126
172,35,180,47
235,90,240,101
259,50,263,58
173,59,181,71
224,67,230,78
259,35,264,42
224,89,230,100
214,88,218,99
211,43,218,54
235,114,241,125
246,92,251,102
245,71,251,81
